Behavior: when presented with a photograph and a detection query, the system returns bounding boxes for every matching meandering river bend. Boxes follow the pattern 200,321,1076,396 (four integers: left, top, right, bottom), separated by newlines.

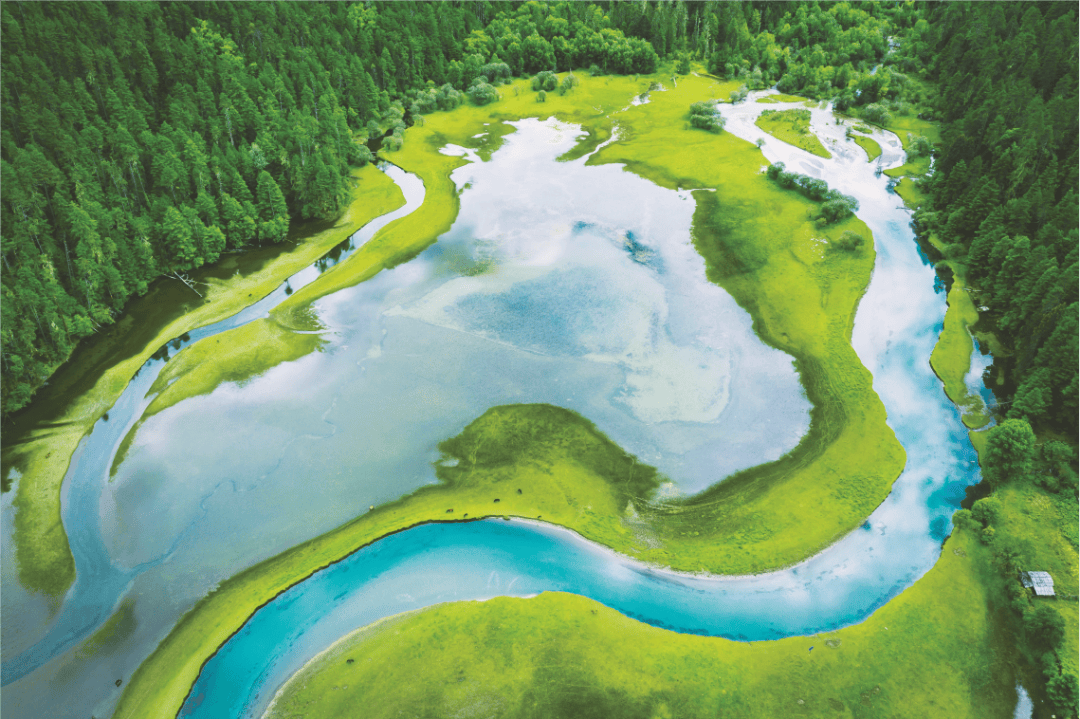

1,92,982,719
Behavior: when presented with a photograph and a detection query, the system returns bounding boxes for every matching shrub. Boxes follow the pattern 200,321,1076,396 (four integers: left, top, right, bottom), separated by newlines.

690,113,724,133
688,101,724,133
381,134,403,152
862,103,892,125
467,81,499,106
765,161,858,224
477,62,511,86
971,496,1002,527
820,197,857,224
729,85,749,103
531,71,557,92
833,230,864,252
436,84,463,111
1024,604,1066,651
558,73,578,95
906,133,933,157
537,90,546,103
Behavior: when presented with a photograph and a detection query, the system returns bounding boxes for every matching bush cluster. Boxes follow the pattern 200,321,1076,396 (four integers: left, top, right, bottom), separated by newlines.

408,83,465,117
765,162,859,224
467,76,500,106
688,101,725,133
531,71,558,92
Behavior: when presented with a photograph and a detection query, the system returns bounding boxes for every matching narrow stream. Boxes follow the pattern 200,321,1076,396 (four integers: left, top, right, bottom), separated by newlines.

0,164,426,687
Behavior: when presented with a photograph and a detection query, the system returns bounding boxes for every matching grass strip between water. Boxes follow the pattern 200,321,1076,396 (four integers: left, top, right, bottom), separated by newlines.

885,131,992,431
755,108,832,158
851,134,882,162
1,165,404,598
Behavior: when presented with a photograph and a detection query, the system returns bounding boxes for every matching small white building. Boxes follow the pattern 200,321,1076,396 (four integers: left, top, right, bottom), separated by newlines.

1020,571,1056,597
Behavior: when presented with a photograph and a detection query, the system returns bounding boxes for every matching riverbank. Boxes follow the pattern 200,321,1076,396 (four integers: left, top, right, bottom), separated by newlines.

266,526,1016,719
885,115,1078,712
883,115,990,431
0,165,404,598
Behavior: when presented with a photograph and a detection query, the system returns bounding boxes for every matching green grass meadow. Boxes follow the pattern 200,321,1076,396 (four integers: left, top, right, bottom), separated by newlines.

755,108,832,158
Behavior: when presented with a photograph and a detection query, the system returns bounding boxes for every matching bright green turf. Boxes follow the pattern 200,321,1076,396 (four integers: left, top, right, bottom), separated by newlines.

2,164,404,597
755,108,832,158
852,134,882,161
930,281,992,429
265,527,1017,719
755,93,805,103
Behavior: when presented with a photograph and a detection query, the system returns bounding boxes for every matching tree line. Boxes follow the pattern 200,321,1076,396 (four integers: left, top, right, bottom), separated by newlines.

904,2,1078,436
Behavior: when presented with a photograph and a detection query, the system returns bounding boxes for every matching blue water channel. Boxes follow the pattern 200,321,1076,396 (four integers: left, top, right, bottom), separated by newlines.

178,108,984,718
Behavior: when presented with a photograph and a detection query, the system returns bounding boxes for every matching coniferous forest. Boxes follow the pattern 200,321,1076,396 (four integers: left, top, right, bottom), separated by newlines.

2,2,1075,432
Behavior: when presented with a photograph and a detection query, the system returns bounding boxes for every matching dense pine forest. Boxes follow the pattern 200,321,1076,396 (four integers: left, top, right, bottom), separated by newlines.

1,0,1077,441
911,3,1078,437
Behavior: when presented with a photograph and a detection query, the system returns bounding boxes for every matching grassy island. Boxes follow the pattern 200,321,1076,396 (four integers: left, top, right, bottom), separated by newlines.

755,108,832,158
851,133,882,161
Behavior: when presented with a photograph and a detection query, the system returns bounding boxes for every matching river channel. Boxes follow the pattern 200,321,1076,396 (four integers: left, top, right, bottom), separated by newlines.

2,92,980,719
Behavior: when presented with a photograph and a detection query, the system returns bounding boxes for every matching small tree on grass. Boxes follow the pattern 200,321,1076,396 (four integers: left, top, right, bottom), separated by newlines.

862,103,892,125
832,230,864,252
468,78,499,106
688,101,724,133
818,196,858,225
531,71,557,92
1024,604,1065,652
537,90,546,103
982,418,1036,488
906,133,933,157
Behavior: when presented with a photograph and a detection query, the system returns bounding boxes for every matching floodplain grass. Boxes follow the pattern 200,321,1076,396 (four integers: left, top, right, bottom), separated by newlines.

930,280,993,430
113,68,911,716
589,73,903,571
265,527,1017,719
116,71,911,718
755,93,805,103
967,480,1080,701
851,133,882,161
112,404,666,719
884,126,993,431
754,108,832,158
1,164,404,597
